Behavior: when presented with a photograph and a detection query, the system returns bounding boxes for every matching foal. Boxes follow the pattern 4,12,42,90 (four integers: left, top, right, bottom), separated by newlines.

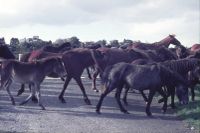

0,57,66,110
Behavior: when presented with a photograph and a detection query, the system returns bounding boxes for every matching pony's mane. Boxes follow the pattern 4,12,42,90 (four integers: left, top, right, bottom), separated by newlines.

159,64,186,86
161,59,199,74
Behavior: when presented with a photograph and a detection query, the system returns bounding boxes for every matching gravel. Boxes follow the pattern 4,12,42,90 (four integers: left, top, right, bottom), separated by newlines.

0,74,196,133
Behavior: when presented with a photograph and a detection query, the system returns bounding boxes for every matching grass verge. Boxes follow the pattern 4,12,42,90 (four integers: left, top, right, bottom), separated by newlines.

176,87,200,131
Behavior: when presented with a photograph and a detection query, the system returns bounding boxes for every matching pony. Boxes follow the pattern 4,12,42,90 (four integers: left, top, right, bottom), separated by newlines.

96,62,188,116
58,48,98,104
0,44,15,59
190,44,200,53
127,34,183,50
0,57,67,110
124,59,200,108
17,42,72,97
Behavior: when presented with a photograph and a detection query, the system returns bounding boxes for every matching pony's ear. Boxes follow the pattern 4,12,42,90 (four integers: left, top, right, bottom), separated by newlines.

169,34,176,37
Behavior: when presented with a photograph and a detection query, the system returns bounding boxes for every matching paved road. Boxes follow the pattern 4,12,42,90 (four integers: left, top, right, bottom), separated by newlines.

0,74,196,133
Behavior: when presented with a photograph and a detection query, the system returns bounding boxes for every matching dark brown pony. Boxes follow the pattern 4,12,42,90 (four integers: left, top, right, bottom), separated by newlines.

90,47,149,91
96,62,188,116
59,48,98,104
0,44,15,59
0,37,5,45
144,59,200,108
0,57,67,109
127,35,183,50
41,42,72,53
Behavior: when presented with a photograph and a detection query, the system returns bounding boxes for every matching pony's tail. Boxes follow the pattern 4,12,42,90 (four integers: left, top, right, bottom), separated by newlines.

118,63,129,83
90,49,104,73
100,65,114,93
101,65,113,85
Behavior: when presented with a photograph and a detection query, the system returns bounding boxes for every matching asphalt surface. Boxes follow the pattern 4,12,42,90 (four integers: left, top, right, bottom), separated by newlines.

0,73,197,133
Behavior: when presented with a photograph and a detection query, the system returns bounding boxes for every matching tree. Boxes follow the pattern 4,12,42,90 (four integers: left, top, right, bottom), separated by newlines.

96,40,107,47
109,40,119,47
9,38,21,55
0,37,5,45
67,36,81,48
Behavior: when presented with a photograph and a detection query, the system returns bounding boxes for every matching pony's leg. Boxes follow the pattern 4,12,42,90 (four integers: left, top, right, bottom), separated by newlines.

158,87,169,103
30,84,38,103
140,90,148,103
35,84,45,110
61,77,65,81
5,80,15,105
96,83,116,114
146,90,156,116
122,86,129,105
86,67,92,79
170,87,176,109
74,77,91,105
17,84,25,96
59,76,72,103
91,69,99,92
19,94,33,105
157,89,168,113
115,85,129,114
19,84,35,105
190,85,195,101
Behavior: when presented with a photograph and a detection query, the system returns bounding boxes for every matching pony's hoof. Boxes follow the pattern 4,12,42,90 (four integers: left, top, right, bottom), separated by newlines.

12,101,16,105
32,96,38,103
158,98,164,103
170,104,176,109
84,99,92,105
146,111,152,116
122,110,130,114
19,102,25,106
41,106,46,110
17,89,24,96
94,89,99,92
92,88,99,92
191,98,195,102
161,109,166,114
96,110,101,114
59,97,66,103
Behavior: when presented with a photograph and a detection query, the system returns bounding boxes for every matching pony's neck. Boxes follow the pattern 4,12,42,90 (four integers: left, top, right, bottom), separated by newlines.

154,37,171,48
40,59,56,75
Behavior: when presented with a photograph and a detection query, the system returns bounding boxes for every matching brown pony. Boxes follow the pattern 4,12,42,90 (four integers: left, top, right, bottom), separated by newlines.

190,44,200,53
127,35,183,50
0,57,67,109
58,48,98,104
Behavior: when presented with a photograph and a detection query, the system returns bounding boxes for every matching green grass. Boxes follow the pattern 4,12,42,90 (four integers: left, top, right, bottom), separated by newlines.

176,87,200,131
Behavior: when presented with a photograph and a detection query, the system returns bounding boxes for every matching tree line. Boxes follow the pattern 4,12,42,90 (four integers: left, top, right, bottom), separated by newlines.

6,36,134,56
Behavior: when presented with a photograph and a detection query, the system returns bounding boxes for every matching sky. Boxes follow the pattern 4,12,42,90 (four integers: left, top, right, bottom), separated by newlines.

0,0,199,47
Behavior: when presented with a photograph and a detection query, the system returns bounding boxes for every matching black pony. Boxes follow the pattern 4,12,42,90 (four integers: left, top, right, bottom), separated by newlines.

96,62,188,116
0,44,15,59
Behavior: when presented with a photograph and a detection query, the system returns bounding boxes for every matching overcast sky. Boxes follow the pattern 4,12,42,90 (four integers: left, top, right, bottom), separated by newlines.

0,0,199,47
